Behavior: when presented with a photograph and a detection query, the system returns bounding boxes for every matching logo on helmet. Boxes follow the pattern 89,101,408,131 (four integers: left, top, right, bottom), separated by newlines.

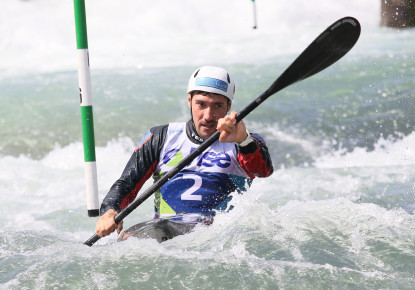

195,77,228,92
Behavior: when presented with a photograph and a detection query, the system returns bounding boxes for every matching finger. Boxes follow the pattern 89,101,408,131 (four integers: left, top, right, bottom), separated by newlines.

217,117,233,133
96,219,117,237
104,224,117,237
219,130,230,143
224,119,235,132
96,227,104,237
96,225,111,237
216,118,225,131
229,111,238,124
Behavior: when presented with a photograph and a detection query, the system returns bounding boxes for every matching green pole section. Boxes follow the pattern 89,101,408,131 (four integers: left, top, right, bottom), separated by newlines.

74,0,88,49
74,0,100,217
81,106,96,162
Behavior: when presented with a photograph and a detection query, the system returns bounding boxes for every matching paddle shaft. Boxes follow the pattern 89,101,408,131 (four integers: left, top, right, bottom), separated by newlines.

84,16,360,247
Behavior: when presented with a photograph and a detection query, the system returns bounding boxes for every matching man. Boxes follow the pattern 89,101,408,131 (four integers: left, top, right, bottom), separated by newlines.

96,66,273,242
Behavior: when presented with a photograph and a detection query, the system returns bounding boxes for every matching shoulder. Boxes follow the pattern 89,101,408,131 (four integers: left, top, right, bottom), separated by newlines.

150,124,169,135
134,124,168,152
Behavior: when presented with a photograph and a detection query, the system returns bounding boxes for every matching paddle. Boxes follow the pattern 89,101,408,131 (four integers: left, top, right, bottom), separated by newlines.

84,16,361,246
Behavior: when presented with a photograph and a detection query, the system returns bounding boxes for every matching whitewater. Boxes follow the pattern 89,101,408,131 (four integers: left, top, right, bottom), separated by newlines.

1,0,415,289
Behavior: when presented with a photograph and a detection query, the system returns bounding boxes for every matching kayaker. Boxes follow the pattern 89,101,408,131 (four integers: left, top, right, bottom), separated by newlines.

95,66,274,241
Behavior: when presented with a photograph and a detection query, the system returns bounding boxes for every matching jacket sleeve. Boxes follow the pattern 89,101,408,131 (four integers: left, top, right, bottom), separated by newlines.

100,125,168,215
236,133,274,179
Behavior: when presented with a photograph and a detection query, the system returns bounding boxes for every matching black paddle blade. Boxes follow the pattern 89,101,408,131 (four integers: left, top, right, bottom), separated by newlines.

267,16,361,96
236,17,360,122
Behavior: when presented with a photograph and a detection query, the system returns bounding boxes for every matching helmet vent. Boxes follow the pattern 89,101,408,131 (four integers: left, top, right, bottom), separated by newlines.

193,69,200,78
227,74,230,83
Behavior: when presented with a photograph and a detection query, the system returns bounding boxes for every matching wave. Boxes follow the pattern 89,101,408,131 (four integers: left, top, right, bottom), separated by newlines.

315,132,415,169
2,194,414,288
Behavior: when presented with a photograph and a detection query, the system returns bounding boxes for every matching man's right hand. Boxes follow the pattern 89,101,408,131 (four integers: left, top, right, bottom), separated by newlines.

95,209,123,237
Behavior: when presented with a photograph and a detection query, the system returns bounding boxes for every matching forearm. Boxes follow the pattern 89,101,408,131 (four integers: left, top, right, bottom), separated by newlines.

100,151,144,214
100,125,167,215
237,134,274,178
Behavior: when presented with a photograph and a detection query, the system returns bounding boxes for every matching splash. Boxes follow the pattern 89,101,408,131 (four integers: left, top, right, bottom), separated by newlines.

315,132,415,168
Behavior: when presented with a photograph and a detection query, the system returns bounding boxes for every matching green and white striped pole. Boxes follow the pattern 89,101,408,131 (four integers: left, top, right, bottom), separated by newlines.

74,0,99,217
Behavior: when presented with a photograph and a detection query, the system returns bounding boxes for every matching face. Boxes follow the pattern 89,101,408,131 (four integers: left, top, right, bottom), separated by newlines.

188,91,231,138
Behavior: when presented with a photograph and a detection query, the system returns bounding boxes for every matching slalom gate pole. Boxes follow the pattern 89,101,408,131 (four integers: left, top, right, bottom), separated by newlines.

252,0,257,29
73,0,99,217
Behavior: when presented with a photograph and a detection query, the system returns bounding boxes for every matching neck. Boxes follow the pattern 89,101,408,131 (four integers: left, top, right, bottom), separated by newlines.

186,119,205,144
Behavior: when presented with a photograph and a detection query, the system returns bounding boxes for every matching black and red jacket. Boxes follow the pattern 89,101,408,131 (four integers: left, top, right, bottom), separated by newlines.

100,120,273,216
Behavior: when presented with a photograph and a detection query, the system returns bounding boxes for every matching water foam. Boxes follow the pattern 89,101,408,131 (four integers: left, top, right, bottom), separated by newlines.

315,132,415,169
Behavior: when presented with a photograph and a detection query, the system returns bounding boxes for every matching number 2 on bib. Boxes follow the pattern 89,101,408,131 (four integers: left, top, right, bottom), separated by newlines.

180,174,202,201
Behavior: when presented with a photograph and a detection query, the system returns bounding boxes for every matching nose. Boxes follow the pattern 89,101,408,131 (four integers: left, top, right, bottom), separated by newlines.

204,106,216,120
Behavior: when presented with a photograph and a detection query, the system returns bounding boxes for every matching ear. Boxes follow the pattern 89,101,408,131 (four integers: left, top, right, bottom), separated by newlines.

187,94,192,108
227,101,232,113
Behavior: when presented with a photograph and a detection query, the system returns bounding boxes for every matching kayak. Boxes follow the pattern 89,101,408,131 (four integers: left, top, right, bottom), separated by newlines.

118,214,213,243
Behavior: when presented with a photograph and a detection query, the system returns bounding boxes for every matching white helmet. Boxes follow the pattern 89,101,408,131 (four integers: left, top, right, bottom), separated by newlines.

187,66,235,101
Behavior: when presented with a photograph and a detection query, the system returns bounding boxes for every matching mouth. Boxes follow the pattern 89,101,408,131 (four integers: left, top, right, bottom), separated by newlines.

200,122,216,129
199,122,217,133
